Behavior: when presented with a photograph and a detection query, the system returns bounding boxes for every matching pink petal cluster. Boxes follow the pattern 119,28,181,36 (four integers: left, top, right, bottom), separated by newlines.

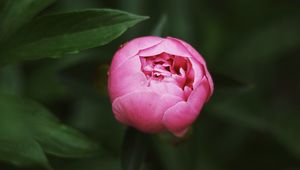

108,36,213,137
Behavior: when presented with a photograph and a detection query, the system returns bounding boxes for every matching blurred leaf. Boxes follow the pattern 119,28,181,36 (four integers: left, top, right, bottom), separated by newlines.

273,114,300,159
220,17,300,80
19,95,98,158
0,0,56,41
209,72,250,106
151,14,167,36
266,102,300,160
166,0,193,40
212,72,246,89
25,51,93,101
208,88,270,132
122,127,147,170
0,9,149,65
0,94,50,168
208,87,300,160
35,123,98,158
69,96,125,156
0,65,23,95
0,93,98,167
26,72,69,101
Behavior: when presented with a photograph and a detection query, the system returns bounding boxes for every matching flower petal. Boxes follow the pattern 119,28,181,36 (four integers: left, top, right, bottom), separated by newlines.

162,77,210,137
162,102,196,137
112,91,182,133
189,57,204,88
166,37,206,64
108,55,147,101
138,38,192,58
110,36,163,73
149,80,184,99
187,77,210,110
167,37,214,95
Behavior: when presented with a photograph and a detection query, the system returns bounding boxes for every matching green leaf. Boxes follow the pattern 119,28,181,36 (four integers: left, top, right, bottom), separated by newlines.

0,0,56,41
25,52,92,102
121,127,147,170
0,95,50,168
0,65,23,95
19,95,98,158
33,122,99,158
0,9,149,65
0,93,98,167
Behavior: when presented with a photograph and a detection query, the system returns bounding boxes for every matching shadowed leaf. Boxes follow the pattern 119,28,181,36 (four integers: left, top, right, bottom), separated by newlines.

0,9,148,64
0,0,56,41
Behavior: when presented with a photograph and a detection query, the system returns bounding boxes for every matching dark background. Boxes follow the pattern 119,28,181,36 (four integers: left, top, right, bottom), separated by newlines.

1,0,300,170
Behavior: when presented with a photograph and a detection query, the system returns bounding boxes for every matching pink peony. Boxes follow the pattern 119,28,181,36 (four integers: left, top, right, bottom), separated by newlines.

108,36,213,137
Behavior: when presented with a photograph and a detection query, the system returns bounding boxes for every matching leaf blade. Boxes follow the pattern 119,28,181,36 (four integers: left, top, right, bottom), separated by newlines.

20,95,99,158
0,0,56,41
0,93,98,168
0,94,50,168
0,9,149,64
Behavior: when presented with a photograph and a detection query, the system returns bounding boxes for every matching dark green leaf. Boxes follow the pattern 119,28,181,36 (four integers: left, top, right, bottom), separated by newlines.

69,96,125,156
0,65,23,95
121,127,147,170
0,9,148,65
33,123,99,158
0,93,98,167
18,95,99,158
0,94,50,168
0,0,56,41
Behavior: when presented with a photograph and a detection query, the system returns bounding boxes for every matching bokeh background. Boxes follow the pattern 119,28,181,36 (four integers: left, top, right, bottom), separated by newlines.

1,0,300,170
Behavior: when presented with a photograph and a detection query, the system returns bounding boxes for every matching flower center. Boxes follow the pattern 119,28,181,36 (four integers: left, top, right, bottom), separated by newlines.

140,53,194,90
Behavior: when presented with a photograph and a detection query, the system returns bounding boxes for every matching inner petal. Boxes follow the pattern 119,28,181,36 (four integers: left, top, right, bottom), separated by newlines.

139,53,194,99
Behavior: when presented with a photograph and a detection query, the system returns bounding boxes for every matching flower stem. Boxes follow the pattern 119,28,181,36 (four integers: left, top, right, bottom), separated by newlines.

121,127,147,170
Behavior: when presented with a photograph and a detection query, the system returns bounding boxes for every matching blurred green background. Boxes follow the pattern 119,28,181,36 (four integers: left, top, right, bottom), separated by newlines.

0,0,300,170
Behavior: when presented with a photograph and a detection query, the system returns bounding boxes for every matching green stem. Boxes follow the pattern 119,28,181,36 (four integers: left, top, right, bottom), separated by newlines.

121,127,147,170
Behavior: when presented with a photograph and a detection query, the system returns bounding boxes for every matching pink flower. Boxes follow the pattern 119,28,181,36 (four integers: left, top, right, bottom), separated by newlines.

108,36,213,137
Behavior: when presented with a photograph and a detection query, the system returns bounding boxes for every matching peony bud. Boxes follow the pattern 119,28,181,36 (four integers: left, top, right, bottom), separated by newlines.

108,36,213,137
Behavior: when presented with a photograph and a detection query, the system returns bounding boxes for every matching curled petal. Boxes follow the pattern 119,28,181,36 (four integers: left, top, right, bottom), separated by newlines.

138,38,192,58
187,77,211,110
166,37,206,64
112,91,182,133
162,102,196,137
110,36,163,73
162,77,210,137
189,57,204,88
167,37,214,95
